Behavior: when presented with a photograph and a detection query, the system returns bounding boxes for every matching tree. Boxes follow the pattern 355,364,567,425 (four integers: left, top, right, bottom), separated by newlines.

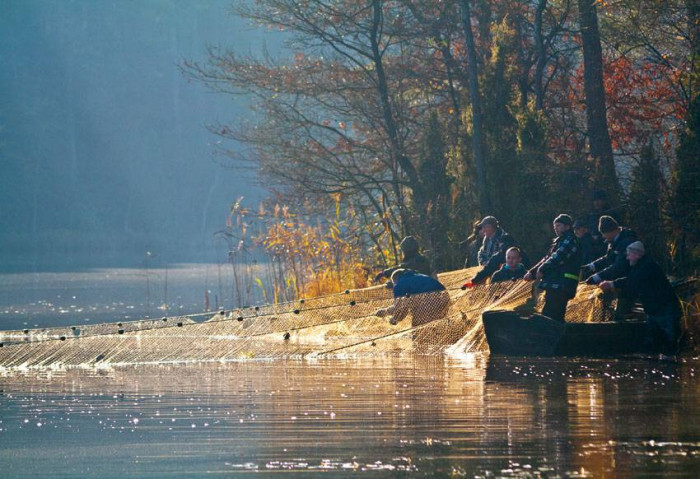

458,0,489,213
577,0,619,202
669,95,700,276
627,141,666,266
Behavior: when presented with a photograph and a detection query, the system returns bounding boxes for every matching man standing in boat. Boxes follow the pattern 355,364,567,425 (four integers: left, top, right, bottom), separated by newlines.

463,216,519,287
523,214,582,322
598,241,681,355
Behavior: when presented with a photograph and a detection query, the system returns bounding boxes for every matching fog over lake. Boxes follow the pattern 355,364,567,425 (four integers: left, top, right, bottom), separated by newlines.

0,0,278,271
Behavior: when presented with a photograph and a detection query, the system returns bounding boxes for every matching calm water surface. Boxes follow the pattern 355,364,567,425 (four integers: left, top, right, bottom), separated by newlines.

1,267,699,477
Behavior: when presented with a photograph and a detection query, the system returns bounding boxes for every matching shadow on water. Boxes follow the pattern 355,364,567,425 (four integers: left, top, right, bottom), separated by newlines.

0,355,699,477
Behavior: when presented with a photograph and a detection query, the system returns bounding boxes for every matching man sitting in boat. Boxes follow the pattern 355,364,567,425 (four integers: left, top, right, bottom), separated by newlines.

523,214,582,322
490,247,526,283
375,269,450,327
598,241,681,355
374,236,432,281
582,215,638,319
463,216,520,287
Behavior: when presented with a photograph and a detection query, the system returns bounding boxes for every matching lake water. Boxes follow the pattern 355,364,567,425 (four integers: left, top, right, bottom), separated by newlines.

1,266,700,477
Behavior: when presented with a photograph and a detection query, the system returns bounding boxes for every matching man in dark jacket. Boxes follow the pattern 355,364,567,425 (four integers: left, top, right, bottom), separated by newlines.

375,236,432,281
490,247,526,283
466,216,518,285
583,215,638,319
583,216,637,283
524,214,582,322
573,219,603,266
585,189,623,242
375,269,450,327
599,241,681,354
461,220,483,268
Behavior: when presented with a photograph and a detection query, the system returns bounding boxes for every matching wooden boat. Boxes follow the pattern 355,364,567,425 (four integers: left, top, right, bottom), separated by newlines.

482,310,653,357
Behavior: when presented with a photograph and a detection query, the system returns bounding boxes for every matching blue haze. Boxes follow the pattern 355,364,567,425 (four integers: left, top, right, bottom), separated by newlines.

0,0,274,271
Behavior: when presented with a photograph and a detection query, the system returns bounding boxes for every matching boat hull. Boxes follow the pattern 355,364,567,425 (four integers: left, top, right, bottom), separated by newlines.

483,310,654,357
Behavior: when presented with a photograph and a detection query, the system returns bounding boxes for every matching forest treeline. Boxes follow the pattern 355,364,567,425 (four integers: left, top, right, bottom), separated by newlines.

185,0,699,302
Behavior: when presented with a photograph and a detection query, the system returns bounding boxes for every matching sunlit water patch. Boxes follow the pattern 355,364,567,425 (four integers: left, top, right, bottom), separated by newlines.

1,356,700,477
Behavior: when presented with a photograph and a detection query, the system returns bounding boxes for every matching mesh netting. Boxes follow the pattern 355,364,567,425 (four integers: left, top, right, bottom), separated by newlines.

0,268,613,370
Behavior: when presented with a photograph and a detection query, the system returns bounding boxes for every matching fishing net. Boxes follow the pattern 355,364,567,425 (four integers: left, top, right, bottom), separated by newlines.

0,267,613,370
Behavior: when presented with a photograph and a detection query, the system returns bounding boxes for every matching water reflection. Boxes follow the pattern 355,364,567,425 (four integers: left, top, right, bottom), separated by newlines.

1,355,699,477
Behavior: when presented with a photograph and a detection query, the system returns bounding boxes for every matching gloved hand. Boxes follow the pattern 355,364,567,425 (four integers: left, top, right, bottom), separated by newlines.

373,272,384,282
389,317,397,325
376,308,388,318
461,281,475,290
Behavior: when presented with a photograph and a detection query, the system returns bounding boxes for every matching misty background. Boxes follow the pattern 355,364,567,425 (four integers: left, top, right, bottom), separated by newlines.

0,0,275,272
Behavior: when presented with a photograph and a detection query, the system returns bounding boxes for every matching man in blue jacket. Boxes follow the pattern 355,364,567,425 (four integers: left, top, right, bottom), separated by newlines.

375,269,450,327
524,214,582,322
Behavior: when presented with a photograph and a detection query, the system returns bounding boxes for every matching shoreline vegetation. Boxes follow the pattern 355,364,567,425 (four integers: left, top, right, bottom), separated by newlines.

184,2,699,353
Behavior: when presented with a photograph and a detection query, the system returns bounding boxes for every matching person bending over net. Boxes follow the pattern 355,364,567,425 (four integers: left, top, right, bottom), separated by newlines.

375,269,450,327
598,241,681,355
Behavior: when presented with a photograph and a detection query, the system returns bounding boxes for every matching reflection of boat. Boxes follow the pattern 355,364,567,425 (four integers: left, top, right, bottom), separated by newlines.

482,310,653,357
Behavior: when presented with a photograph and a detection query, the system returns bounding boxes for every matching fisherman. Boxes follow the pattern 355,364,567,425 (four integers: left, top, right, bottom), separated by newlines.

585,189,623,242
598,241,681,354
523,214,582,322
374,236,432,281
463,216,518,287
583,215,638,319
572,219,602,266
490,247,526,283
460,220,484,268
375,269,450,327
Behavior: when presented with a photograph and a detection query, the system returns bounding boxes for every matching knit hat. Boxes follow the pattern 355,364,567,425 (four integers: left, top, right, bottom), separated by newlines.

478,216,499,228
626,241,645,255
572,219,587,229
553,214,573,226
598,215,619,233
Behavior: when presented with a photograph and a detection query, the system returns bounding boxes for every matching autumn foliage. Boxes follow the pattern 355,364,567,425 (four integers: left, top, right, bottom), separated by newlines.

188,0,699,304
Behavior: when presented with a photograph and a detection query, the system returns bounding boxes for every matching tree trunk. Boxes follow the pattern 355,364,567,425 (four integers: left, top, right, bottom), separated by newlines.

533,0,547,110
458,0,489,213
578,0,619,202
370,0,418,231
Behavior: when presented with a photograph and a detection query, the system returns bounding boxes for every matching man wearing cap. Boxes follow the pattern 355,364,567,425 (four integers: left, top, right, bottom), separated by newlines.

524,214,582,322
582,215,638,319
585,189,622,241
464,216,518,286
583,216,637,282
598,241,681,354
374,236,432,281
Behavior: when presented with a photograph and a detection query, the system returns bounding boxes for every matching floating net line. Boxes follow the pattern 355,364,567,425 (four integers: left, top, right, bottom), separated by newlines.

0,267,613,371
